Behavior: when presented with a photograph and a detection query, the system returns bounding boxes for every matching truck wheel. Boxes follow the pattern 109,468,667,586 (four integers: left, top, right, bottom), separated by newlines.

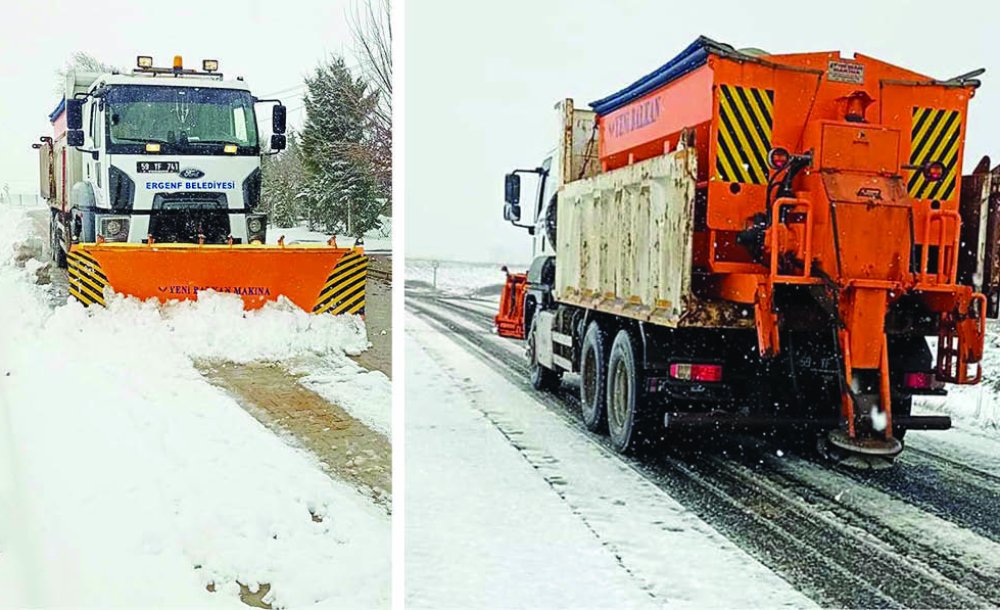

50,211,67,269
527,317,561,392
607,329,648,453
579,321,608,432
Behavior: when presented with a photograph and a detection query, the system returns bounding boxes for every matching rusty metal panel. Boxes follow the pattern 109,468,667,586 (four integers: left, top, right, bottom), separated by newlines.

555,148,697,326
958,156,990,288
556,99,600,186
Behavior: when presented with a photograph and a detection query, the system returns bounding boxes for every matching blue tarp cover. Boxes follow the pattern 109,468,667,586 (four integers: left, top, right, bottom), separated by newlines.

589,36,737,116
48,98,66,123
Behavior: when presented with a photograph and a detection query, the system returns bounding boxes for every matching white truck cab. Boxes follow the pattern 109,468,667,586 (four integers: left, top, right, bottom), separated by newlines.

41,55,287,264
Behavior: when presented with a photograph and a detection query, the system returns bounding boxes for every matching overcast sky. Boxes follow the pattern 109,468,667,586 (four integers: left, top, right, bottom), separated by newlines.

0,0,357,196
406,0,995,264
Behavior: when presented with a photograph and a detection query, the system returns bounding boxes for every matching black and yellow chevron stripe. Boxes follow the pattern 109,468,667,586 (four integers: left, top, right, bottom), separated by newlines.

313,251,367,315
67,249,108,307
908,106,962,201
715,84,774,185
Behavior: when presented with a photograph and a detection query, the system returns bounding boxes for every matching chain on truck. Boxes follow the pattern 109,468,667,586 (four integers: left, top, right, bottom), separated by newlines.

496,37,1000,464
34,55,369,316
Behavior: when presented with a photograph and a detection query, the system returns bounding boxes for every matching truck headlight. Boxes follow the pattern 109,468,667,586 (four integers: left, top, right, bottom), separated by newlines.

98,216,130,242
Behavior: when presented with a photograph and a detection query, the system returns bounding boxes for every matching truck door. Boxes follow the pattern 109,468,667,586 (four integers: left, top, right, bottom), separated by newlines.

85,99,105,207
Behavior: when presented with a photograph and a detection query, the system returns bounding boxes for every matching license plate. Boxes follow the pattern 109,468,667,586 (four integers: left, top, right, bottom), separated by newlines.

136,161,179,173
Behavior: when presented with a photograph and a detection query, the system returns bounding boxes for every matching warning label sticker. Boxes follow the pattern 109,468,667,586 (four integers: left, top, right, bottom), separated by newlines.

828,60,865,84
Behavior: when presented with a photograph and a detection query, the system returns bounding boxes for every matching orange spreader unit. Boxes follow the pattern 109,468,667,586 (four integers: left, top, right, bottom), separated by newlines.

585,36,990,454
66,242,368,315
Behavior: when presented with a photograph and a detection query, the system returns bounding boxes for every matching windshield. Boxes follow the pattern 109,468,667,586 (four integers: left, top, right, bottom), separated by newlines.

105,85,258,153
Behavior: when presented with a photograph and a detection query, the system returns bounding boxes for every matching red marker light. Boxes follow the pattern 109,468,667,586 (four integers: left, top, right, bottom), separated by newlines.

669,363,723,382
768,147,790,170
924,161,945,182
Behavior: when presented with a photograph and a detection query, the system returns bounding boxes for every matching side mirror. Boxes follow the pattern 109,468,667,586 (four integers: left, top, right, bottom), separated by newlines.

504,173,521,205
66,99,84,130
504,202,521,222
67,130,85,147
270,134,287,151
272,105,287,135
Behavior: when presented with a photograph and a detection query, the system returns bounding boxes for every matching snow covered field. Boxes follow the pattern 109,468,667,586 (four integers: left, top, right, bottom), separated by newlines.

0,206,388,608
405,311,812,608
268,219,391,252
405,259,514,298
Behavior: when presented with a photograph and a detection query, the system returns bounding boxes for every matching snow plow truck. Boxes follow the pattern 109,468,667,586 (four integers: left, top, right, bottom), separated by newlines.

34,55,367,315
496,37,998,462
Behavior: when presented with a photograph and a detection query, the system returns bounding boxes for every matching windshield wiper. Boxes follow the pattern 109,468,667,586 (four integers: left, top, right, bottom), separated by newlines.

187,139,240,146
114,136,170,145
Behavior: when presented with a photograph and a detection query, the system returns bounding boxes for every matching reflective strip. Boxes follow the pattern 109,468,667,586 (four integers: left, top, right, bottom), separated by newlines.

908,106,962,200
715,84,774,184
67,250,108,307
313,253,368,315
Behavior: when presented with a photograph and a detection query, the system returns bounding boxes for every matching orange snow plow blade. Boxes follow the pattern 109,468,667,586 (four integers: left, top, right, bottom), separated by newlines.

67,242,368,314
495,272,527,339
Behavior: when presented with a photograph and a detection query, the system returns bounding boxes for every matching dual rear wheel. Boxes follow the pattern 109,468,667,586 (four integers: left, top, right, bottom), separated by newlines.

579,321,649,454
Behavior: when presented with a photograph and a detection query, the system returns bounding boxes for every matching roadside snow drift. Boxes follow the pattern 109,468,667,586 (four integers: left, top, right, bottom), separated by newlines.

0,207,388,608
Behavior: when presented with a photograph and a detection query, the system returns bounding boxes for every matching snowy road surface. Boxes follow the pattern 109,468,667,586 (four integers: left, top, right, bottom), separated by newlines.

406,288,1000,608
407,312,812,608
0,206,389,608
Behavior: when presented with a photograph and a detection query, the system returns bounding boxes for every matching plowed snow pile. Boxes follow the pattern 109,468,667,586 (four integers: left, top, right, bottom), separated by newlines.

0,207,388,608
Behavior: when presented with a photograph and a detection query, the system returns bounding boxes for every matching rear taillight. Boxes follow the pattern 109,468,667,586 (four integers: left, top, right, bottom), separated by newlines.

768,147,790,170
903,371,940,390
669,363,723,382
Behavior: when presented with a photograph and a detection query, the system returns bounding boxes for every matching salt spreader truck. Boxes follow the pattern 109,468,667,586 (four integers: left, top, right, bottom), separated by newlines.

35,55,367,315
496,37,999,461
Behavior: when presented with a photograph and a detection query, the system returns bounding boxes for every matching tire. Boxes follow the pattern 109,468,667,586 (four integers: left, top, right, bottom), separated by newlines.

606,329,648,453
579,320,608,432
527,316,561,392
50,211,67,269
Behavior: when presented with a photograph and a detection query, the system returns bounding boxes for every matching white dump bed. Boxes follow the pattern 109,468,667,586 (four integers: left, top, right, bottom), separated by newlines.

555,148,699,326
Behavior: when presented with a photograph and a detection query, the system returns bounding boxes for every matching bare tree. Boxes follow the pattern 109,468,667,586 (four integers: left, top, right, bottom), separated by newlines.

349,0,392,213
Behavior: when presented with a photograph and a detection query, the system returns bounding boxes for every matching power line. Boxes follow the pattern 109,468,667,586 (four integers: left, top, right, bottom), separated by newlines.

258,84,306,98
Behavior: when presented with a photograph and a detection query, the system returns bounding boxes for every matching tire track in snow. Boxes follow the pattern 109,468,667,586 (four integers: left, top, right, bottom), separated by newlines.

409,293,1000,608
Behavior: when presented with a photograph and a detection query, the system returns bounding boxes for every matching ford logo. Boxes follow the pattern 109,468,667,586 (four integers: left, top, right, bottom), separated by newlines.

179,168,205,179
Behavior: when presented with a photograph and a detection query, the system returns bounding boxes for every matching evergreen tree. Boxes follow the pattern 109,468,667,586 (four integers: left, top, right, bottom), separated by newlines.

298,56,382,237
261,130,306,228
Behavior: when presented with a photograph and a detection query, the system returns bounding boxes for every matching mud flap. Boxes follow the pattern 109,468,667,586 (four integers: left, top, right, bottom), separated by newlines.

67,242,367,314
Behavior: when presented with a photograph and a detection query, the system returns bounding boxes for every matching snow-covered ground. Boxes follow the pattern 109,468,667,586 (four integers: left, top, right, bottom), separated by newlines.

268,219,391,252
0,206,388,608
406,259,515,298
405,311,813,609
913,325,1000,434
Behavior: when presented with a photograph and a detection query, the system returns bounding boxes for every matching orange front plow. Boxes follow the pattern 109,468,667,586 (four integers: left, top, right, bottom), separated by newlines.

495,272,527,339
67,242,368,315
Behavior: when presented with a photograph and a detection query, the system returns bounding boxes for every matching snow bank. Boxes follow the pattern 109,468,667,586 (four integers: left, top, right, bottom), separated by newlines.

268,218,391,252
0,207,388,608
295,360,391,435
96,290,371,364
